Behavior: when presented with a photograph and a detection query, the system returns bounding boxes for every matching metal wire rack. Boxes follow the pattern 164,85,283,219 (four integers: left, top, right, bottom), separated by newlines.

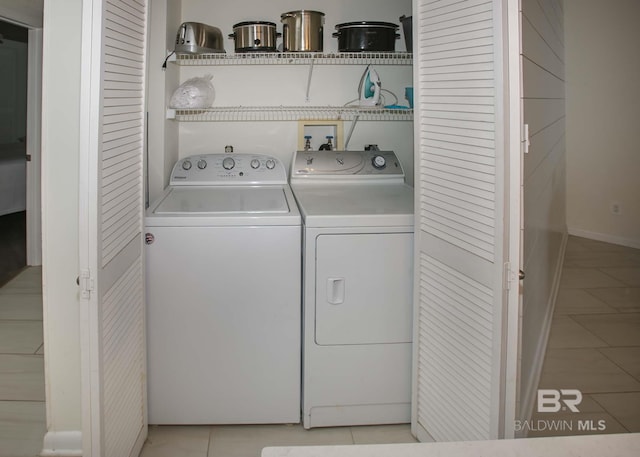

171,52,413,66
166,106,413,122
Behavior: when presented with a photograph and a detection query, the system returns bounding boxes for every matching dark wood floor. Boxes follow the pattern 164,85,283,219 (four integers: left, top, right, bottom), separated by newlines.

0,211,26,287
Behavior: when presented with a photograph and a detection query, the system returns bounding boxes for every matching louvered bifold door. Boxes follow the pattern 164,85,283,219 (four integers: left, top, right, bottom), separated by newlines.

79,1,148,456
412,0,520,442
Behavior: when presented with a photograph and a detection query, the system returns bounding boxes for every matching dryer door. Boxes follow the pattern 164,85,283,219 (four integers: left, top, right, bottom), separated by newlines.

315,232,413,345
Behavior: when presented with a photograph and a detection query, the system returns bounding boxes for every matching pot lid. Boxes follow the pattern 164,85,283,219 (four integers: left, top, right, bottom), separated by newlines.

281,10,325,17
335,21,398,29
233,21,277,28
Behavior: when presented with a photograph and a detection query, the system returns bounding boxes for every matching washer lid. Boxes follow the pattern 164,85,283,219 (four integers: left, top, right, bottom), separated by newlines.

152,186,290,215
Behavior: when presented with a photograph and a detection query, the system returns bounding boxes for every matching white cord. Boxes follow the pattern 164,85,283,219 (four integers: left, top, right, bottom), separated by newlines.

381,89,398,106
305,59,315,102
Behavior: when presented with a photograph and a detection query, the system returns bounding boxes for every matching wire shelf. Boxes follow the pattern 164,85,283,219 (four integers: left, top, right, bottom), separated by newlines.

166,106,413,122
172,52,413,66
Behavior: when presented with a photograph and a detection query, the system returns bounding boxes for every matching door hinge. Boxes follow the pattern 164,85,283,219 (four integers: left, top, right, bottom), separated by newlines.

78,269,94,299
522,123,530,154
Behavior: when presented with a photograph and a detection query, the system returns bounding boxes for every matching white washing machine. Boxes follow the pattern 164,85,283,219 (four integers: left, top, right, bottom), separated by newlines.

145,153,301,424
290,150,414,429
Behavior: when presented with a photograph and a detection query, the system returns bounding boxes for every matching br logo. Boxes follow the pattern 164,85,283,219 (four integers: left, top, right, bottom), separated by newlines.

537,389,582,413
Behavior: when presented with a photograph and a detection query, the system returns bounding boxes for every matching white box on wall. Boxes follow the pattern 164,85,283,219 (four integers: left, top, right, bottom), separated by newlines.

298,120,344,151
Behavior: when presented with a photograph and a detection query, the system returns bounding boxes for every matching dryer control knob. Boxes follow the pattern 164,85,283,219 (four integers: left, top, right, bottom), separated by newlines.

222,157,235,170
250,159,261,169
182,160,192,170
197,159,207,170
265,159,276,170
372,155,386,169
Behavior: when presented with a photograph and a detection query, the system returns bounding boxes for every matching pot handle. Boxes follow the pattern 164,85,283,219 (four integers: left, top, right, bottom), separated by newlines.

395,33,401,39
228,33,235,39
332,31,340,38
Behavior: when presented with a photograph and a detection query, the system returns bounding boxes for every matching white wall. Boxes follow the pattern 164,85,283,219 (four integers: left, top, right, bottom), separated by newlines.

40,0,82,450
518,0,567,426
147,0,181,203
0,37,27,145
147,0,414,202
0,35,28,217
0,0,43,28
565,0,640,249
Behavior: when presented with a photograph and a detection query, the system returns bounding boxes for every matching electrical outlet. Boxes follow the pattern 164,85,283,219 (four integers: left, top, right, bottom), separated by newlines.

610,202,622,215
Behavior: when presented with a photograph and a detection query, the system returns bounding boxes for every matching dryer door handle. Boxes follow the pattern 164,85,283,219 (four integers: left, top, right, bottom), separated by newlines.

327,278,345,305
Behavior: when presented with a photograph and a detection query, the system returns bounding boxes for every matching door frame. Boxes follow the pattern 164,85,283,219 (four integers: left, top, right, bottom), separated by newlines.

26,27,42,266
501,0,524,438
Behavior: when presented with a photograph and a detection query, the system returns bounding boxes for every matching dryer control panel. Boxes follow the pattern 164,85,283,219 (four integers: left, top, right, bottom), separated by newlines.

291,150,405,182
170,153,287,186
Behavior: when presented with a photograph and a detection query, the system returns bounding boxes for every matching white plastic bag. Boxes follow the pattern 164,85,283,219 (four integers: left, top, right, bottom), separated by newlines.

169,74,215,109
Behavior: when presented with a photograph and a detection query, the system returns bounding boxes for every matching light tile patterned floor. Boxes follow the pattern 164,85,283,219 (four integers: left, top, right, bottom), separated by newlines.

141,423,417,457
0,267,46,457
1,236,638,456
531,236,640,437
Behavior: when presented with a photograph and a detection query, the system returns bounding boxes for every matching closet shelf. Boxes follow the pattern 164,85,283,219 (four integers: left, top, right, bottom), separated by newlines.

172,52,413,66
166,106,413,122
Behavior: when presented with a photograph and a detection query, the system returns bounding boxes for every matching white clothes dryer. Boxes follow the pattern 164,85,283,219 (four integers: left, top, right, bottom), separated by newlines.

145,153,301,424
290,150,414,429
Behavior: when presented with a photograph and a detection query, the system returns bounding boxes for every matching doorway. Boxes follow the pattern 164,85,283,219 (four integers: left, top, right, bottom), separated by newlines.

0,19,28,286
0,16,45,457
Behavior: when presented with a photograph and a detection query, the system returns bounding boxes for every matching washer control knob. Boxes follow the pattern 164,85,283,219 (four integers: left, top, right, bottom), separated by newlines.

250,159,261,169
182,160,192,170
265,159,276,170
222,157,235,170
372,155,387,169
197,159,207,170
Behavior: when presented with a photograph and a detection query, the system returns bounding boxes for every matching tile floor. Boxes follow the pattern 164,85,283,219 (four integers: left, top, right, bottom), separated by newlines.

0,267,46,457
0,236,638,456
142,423,417,457
531,236,640,437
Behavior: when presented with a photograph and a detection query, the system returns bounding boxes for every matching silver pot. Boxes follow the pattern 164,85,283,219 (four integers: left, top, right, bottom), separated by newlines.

229,21,280,53
280,10,324,52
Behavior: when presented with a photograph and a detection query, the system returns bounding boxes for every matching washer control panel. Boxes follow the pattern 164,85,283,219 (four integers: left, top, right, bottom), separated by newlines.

171,153,287,186
291,150,405,181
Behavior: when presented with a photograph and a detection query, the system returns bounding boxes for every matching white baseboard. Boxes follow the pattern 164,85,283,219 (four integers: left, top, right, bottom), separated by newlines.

40,430,82,457
568,227,640,249
516,231,568,438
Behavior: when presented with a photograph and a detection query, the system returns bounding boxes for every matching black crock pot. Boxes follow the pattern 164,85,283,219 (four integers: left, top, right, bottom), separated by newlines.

333,21,399,52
